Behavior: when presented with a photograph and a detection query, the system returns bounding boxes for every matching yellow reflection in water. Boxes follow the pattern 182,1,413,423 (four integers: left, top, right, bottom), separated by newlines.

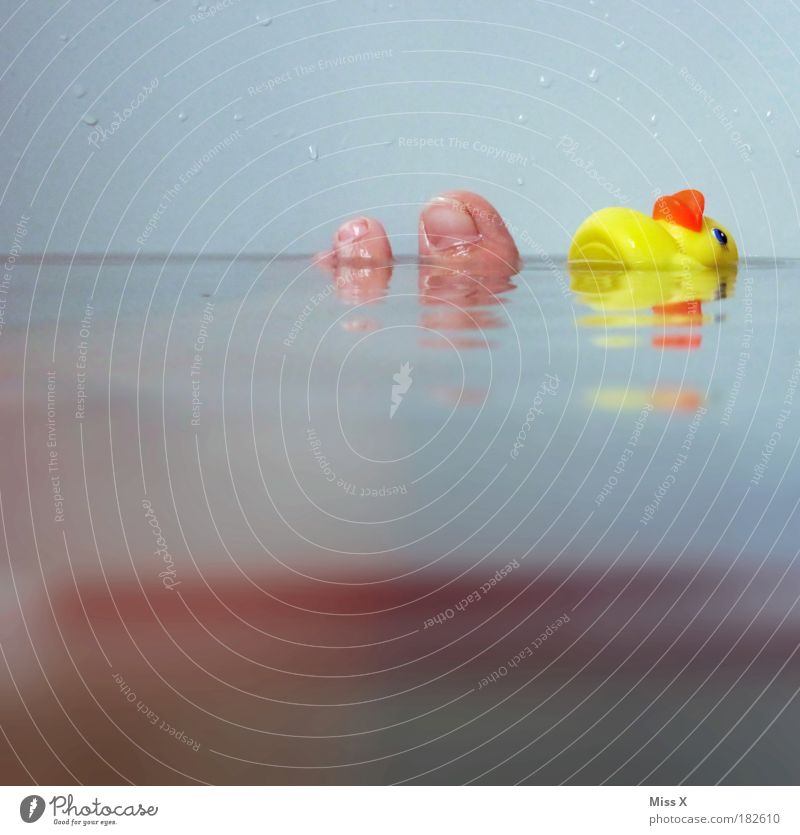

571,263,736,411
569,263,736,314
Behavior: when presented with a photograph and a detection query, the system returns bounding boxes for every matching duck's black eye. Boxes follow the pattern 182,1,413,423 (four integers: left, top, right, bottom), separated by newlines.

713,227,728,245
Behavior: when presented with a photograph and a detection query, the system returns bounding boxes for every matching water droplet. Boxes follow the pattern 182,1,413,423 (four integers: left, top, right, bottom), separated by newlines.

82,113,98,126
588,67,599,82
308,144,318,160
615,39,626,49
178,111,187,121
765,109,774,121
72,84,86,98
516,177,524,186
741,142,752,156
603,11,610,19
517,113,528,124
538,74,552,89
649,113,657,124
652,131,659,139
256,14,272,25
615,96,622,103
732,106,739,115
794,148,800,158
59,34,69,42
233,113,243,121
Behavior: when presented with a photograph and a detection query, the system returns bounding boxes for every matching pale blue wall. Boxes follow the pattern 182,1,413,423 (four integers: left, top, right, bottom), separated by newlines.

1,0,799,256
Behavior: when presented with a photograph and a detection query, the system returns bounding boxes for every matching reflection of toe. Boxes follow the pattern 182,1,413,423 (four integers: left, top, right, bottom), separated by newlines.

418,267,516,307
420,309,504,332
332,264,393,303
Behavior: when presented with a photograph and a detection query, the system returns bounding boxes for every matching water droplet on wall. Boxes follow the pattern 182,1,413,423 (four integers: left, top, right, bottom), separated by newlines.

539,74,552,89
517,114,527,123
72,84,86,98
233,113,243,121
765,109,774,121
516,177,524,186
308,144,318,160
649,113,657,124
256,14,272,25
82,113,98,126
615,39,626,49
178,111,187,121
588,68,599,82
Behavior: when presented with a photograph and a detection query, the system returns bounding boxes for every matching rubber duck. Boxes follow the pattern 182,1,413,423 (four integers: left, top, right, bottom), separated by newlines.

569,189,738,270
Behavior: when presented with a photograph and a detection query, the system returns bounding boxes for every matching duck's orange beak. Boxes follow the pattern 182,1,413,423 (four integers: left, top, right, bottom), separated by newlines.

652,189,705,231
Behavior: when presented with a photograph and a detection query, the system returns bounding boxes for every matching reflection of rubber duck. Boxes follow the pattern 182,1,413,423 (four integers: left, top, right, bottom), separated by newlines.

568,264,736,314
569,263,737,353
592,387,704,413
569,189,738,270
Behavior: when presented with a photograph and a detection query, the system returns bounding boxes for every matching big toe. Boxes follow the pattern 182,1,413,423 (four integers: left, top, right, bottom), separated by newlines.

418,191,520,275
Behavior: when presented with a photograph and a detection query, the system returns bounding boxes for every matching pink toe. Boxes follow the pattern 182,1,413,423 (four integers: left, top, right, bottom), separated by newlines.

332,216,392,264
418,191,520,275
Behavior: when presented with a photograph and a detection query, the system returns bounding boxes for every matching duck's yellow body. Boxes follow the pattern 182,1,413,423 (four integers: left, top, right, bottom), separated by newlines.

568,190,738,271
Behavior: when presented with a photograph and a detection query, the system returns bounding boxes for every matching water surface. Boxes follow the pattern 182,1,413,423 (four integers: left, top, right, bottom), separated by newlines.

1,254,798,785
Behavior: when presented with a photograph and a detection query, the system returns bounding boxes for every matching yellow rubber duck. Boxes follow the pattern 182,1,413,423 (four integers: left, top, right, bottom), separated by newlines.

568,189,738,270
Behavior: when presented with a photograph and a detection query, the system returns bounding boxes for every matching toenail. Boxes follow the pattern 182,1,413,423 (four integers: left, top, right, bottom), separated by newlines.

422,199,481,250
336,217,370,244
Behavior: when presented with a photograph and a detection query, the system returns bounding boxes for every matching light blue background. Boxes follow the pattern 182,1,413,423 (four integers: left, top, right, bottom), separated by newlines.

1,0,798,256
